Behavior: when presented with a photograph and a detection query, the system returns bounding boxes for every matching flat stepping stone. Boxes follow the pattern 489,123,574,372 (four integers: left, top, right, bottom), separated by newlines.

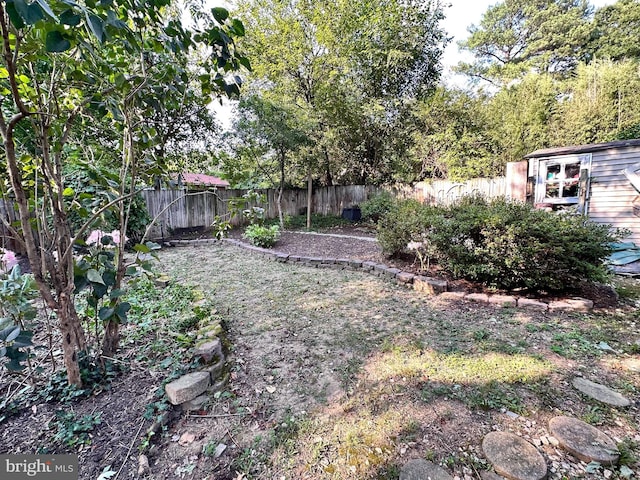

548,416,619,465
572,377,631,407
399,459,452,480
481,472,506,480
482,431,547,480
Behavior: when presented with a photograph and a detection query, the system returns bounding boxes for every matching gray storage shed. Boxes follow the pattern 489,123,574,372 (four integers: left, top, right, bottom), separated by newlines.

525,139,640,245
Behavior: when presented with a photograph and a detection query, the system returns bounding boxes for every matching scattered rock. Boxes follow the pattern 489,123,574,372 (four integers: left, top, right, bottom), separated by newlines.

516,298,547,311
194,338,223,364
180,394,208,411
212,443,227,458
480,472,506,480
488,295,517,307
397,272,415,284
548,416,619,465
414,276,448,295
178,432,196,446
439,291,466,301
482,431,547,480
465,293,489,304
138,454,150,476
399,459,453,480
548,298,593,312
165,371,210,405
572,377,631,407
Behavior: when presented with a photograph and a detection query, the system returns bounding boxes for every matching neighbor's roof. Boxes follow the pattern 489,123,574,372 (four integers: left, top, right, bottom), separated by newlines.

173,173,230,188
525,139,640,159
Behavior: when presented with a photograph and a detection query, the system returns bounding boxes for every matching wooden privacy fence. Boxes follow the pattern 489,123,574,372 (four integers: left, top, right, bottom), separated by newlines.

140,173,522,240
0,164,525,244
140,185,395,240
414,177,508,206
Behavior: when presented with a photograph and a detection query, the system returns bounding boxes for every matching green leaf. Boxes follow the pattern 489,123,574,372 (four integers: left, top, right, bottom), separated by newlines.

133,243,150,253
211,7,229,23
102,270,116,287
5,1,26,29
231,19,245,36
115,302,130,322
5,326,21,343
0,325,20,342
35,0,58,21
13,0,45,25
85,13,105,42
46,30,72,52
60,9,81,26
12,332,33,348
62,187,75,197
86,269,105,285
98,307,115,321
109,288,125,299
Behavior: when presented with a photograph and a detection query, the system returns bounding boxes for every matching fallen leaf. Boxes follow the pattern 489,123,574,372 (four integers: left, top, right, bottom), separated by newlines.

178,432,196,446
266,386,276,394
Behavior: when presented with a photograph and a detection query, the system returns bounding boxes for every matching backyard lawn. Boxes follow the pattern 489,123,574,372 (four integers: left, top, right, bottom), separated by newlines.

1,241,638,479
150,243,640,479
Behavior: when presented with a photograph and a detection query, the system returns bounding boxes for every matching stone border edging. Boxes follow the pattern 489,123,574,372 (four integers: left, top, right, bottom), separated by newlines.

168,237,594,313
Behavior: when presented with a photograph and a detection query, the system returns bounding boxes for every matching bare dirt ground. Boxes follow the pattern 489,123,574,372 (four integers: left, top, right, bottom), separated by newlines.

1,235,639,480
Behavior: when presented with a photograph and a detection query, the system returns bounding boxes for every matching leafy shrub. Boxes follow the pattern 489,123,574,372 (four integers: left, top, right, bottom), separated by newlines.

243,225,280,248
377,199,440,257
430,197,619,291
361,191,395,223
377,196,621,292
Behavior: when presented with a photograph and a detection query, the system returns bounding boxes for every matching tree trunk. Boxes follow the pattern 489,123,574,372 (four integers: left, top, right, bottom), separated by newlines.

102,320,119,358
306,168,312,230
278,150,285,228
323,147,333,186
58,291,85,386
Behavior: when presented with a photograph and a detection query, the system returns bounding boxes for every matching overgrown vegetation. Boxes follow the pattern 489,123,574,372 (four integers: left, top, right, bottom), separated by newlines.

360,192,396,224
377,196,620,291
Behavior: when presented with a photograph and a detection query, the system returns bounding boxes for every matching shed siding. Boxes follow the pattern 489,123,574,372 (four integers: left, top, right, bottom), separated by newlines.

587,146,640,244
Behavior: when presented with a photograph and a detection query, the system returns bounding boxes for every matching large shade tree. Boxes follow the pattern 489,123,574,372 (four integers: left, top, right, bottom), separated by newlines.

457,0,592,83
232,0,447,186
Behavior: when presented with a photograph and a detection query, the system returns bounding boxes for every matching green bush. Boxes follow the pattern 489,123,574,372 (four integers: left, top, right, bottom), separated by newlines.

361,191,396,223
243,224,280,248
377,199,440,256
377,196,621,292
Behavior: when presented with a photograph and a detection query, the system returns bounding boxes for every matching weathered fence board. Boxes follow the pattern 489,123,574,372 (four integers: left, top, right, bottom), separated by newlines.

0,175,513,245
140,179,511,240
140,185,392,239
414,177,507,206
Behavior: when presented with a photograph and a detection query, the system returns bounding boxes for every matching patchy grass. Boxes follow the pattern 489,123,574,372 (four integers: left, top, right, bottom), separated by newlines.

155,244,640,480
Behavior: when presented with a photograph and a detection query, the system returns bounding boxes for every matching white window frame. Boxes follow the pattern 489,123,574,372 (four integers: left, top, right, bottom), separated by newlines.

534,153,592,205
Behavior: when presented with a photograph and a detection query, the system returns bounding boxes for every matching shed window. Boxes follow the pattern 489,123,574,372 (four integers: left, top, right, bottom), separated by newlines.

536,154,591,205
543,160,580,200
